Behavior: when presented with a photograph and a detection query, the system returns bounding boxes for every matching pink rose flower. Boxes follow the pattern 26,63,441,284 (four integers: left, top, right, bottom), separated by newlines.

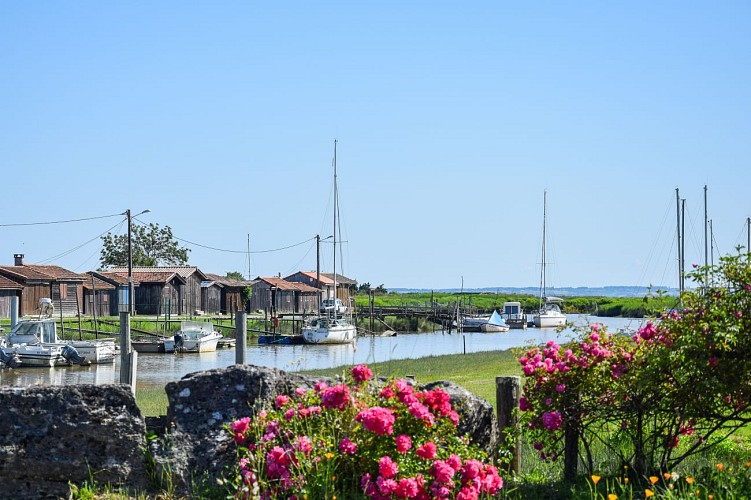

416,441,437,460
352,364,373,382
395,434,412,454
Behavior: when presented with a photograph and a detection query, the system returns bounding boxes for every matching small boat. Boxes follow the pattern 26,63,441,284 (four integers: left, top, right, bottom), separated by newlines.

258,334,305,345
533,296,567,328
502,301,528,329
164,321,223,353
532,191,567,328
302,316,357,344
302,140,357,345
479,310,510,333
1,298,112,366
131,339,167,353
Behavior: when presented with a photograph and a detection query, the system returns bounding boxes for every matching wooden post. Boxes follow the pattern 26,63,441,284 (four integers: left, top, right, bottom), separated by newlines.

496,376,522,474
235,311,247,365
128,351,138,395
119,312,131,384
75,286,83,340
564,419,579,482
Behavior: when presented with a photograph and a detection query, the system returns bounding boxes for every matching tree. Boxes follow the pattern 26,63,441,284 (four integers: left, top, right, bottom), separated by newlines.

357,282,372,293
226,271,246,281
99,223,190,268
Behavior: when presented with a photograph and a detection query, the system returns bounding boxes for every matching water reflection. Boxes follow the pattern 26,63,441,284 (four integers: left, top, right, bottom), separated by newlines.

0,315,645,389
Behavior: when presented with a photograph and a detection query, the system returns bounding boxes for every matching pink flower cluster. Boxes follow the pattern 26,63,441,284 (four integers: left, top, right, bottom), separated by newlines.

227,363,504,498
362,452,503,499
356,406,396,435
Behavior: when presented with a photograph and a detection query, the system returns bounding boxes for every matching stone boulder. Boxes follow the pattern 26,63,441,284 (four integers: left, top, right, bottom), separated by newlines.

0,384,148,499
423,380,500,458
150,364,332,494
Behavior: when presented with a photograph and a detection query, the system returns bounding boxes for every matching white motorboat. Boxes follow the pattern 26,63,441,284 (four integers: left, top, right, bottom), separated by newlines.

302,140,357,345
1,299,112,366
532,191,567,328
501,301,528,329
165,321,223,352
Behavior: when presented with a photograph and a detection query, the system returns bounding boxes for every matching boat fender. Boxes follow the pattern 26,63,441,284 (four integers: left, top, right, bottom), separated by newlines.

61,344,89,365
174,333,184,350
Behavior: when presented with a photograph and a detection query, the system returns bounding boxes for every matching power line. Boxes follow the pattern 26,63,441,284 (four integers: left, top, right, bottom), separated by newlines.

0,212,124,227
172,234,317,254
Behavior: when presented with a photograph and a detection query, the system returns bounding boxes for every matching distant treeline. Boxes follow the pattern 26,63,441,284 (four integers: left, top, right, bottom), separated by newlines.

353,292,680,318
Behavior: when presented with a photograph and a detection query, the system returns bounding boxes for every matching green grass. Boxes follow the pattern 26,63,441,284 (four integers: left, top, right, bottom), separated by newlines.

301,349,522,409
136,385,169,417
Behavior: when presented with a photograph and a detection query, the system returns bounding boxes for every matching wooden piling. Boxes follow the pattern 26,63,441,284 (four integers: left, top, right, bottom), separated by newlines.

119,312,131,385
496,376,522,474
235,311,247,365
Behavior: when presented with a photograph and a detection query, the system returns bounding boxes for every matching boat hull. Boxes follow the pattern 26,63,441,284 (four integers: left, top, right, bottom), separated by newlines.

302,319,356,344
480,323,510,333
533,313,567,328
2,345,65,367
132,341,166,353
69,340,116,364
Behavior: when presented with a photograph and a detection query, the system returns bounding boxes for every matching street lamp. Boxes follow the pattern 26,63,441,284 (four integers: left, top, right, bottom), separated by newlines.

125,209,151,315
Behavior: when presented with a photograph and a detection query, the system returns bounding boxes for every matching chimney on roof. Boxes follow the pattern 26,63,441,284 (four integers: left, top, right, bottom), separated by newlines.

14,254,24,266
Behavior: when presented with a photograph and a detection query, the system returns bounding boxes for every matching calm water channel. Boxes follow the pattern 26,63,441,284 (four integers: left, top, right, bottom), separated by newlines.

0,315,645,389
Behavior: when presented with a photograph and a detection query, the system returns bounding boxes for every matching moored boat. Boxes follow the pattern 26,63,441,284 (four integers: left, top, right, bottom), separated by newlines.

479,310,510,333
502,301,528,329
164,321,223,353
532,191,567,328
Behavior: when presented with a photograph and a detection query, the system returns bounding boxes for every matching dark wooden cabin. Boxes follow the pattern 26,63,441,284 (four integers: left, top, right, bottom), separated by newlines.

108,266,207,315
204,273,254,314
0,255,87,317
284,271,357,305
0,275,23,318
82,273,116,317
249,277,320,314
89,271,131,315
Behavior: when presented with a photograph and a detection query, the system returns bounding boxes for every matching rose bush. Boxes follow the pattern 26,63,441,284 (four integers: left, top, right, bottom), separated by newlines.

227,364,504,499
519,251,751,479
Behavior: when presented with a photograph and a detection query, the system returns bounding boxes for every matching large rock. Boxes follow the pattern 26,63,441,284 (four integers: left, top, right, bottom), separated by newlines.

423,380,500,458
151,365,500,492
0,384,148,499
150,365,332,494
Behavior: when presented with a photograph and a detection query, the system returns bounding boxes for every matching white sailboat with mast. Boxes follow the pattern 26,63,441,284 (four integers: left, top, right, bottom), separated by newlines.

302,140,357,345
533,190,566,328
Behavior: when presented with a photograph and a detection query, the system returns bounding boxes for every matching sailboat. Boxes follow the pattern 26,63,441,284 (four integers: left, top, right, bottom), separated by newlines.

302,140,357,345
533,190,567,328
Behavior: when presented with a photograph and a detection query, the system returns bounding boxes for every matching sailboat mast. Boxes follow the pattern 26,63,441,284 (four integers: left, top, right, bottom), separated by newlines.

539,190,547,309
333,139,338,320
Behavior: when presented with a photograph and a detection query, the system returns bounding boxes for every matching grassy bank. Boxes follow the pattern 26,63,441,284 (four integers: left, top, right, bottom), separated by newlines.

301,349,522,409
353,291,678,319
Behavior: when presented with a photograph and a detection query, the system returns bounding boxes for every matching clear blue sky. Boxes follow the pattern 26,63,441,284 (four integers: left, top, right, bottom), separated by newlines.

2,2,750,290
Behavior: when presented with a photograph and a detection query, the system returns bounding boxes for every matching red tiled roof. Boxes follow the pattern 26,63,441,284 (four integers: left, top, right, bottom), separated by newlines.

204,273,253,288
81,275,116,290
289,271,334,285
93,271,130,286
130,271,186,284
0,264,86,281
108,265,206,280
255,277,320,293
0,275,23,289
24,264,87,280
